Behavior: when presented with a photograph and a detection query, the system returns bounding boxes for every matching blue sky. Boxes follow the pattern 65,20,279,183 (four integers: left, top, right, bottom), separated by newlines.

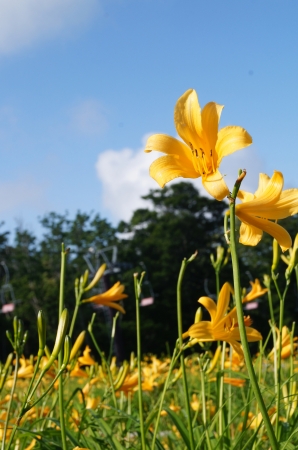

0,0,298,238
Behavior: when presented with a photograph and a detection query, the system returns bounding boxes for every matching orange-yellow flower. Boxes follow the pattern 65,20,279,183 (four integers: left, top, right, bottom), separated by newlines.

242,279,268,303
78,346,96,366
268,326,298,360
236,171,298,251
145,89,252,200
82,281,127,314
183,283,262,357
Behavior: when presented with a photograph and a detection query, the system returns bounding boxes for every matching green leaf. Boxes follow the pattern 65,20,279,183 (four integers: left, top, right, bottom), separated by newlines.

162,406,191,450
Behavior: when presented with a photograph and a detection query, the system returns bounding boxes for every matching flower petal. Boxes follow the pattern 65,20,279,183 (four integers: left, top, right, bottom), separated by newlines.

237,211,292,251
201,101,224,152
236,171,284,217
174,89,202,147
238,221,263,247
202,169,229,200
144,134,193,163
215,282,232,323
101,302,126,314
198,297,217,322
149,155,199,188
254,173,271,197
216,126,252,163
188,321,214,341
237,190,255,202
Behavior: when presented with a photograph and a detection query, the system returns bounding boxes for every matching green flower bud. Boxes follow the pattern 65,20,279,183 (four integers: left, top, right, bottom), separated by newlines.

113,361,129,391
37,310,47,352
43,309,69,371
62,335,71,366
271,238,281,272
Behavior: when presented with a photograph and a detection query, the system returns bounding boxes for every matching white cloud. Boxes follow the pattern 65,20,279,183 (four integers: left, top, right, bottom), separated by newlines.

96,134,266,223
70,99,108,136
0,0,100,54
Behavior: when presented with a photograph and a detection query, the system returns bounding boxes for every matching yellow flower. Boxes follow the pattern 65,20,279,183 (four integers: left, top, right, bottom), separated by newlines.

183,282,262,357
236,171,298,251
82,281,127,314
145,89,252,200
242,279,268,303
268,326,298,360
78,346,96,366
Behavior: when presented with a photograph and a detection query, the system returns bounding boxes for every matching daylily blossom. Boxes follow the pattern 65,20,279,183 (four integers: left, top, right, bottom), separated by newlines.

145,89,252,200
242,279,268,303
82,281,127,313
268,326,298,360
183,282,262,357
236,171,298,251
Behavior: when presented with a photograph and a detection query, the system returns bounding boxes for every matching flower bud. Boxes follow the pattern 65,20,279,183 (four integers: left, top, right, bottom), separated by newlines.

84,263,106,292
69,331,86,362
206,346,221,374
62,335,71,366
37,311,46,352
194,307,203,324
43,309,69,371
0,353,13,391
113,361,129,391
271,238,281,272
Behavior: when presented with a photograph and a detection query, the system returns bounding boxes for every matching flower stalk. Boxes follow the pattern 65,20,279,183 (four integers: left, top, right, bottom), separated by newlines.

228,169,279,450
177,252,197,450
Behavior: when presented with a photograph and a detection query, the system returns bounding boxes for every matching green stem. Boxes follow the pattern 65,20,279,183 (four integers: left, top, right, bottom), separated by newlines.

69,302,80,338
199,360,213,450
150,345,180,449
4,353,19,450
134,273,146,450
177,254,197,450
88,315,117,410
218,340,226,445
228,174,278,450
58,243,67,450
267,282,275,326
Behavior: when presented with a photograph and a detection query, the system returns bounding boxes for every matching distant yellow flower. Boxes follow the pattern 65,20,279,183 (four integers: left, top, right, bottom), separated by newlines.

268,326,298,360
145,89,252,200
183,283,262,357
82,281,127,314
236,171,298,251
78,346,96,366
242,279,268,303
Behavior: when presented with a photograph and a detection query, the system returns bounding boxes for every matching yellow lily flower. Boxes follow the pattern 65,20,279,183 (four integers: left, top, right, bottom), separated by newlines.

82,281,127,313
145,89,252,200
236,171,298,251
268,326,298,360
183,283,262,357
242,279,268,303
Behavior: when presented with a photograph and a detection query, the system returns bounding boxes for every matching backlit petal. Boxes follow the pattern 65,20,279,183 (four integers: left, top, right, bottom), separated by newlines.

254,173,271,197
174,89,202,145
202,169,229,200
239,222,263,247
198,297,217,322
149,155,199,188
216,126,252,163
201,101,224,151
237,211,292,251
145,134,193,163
215,282,232,323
